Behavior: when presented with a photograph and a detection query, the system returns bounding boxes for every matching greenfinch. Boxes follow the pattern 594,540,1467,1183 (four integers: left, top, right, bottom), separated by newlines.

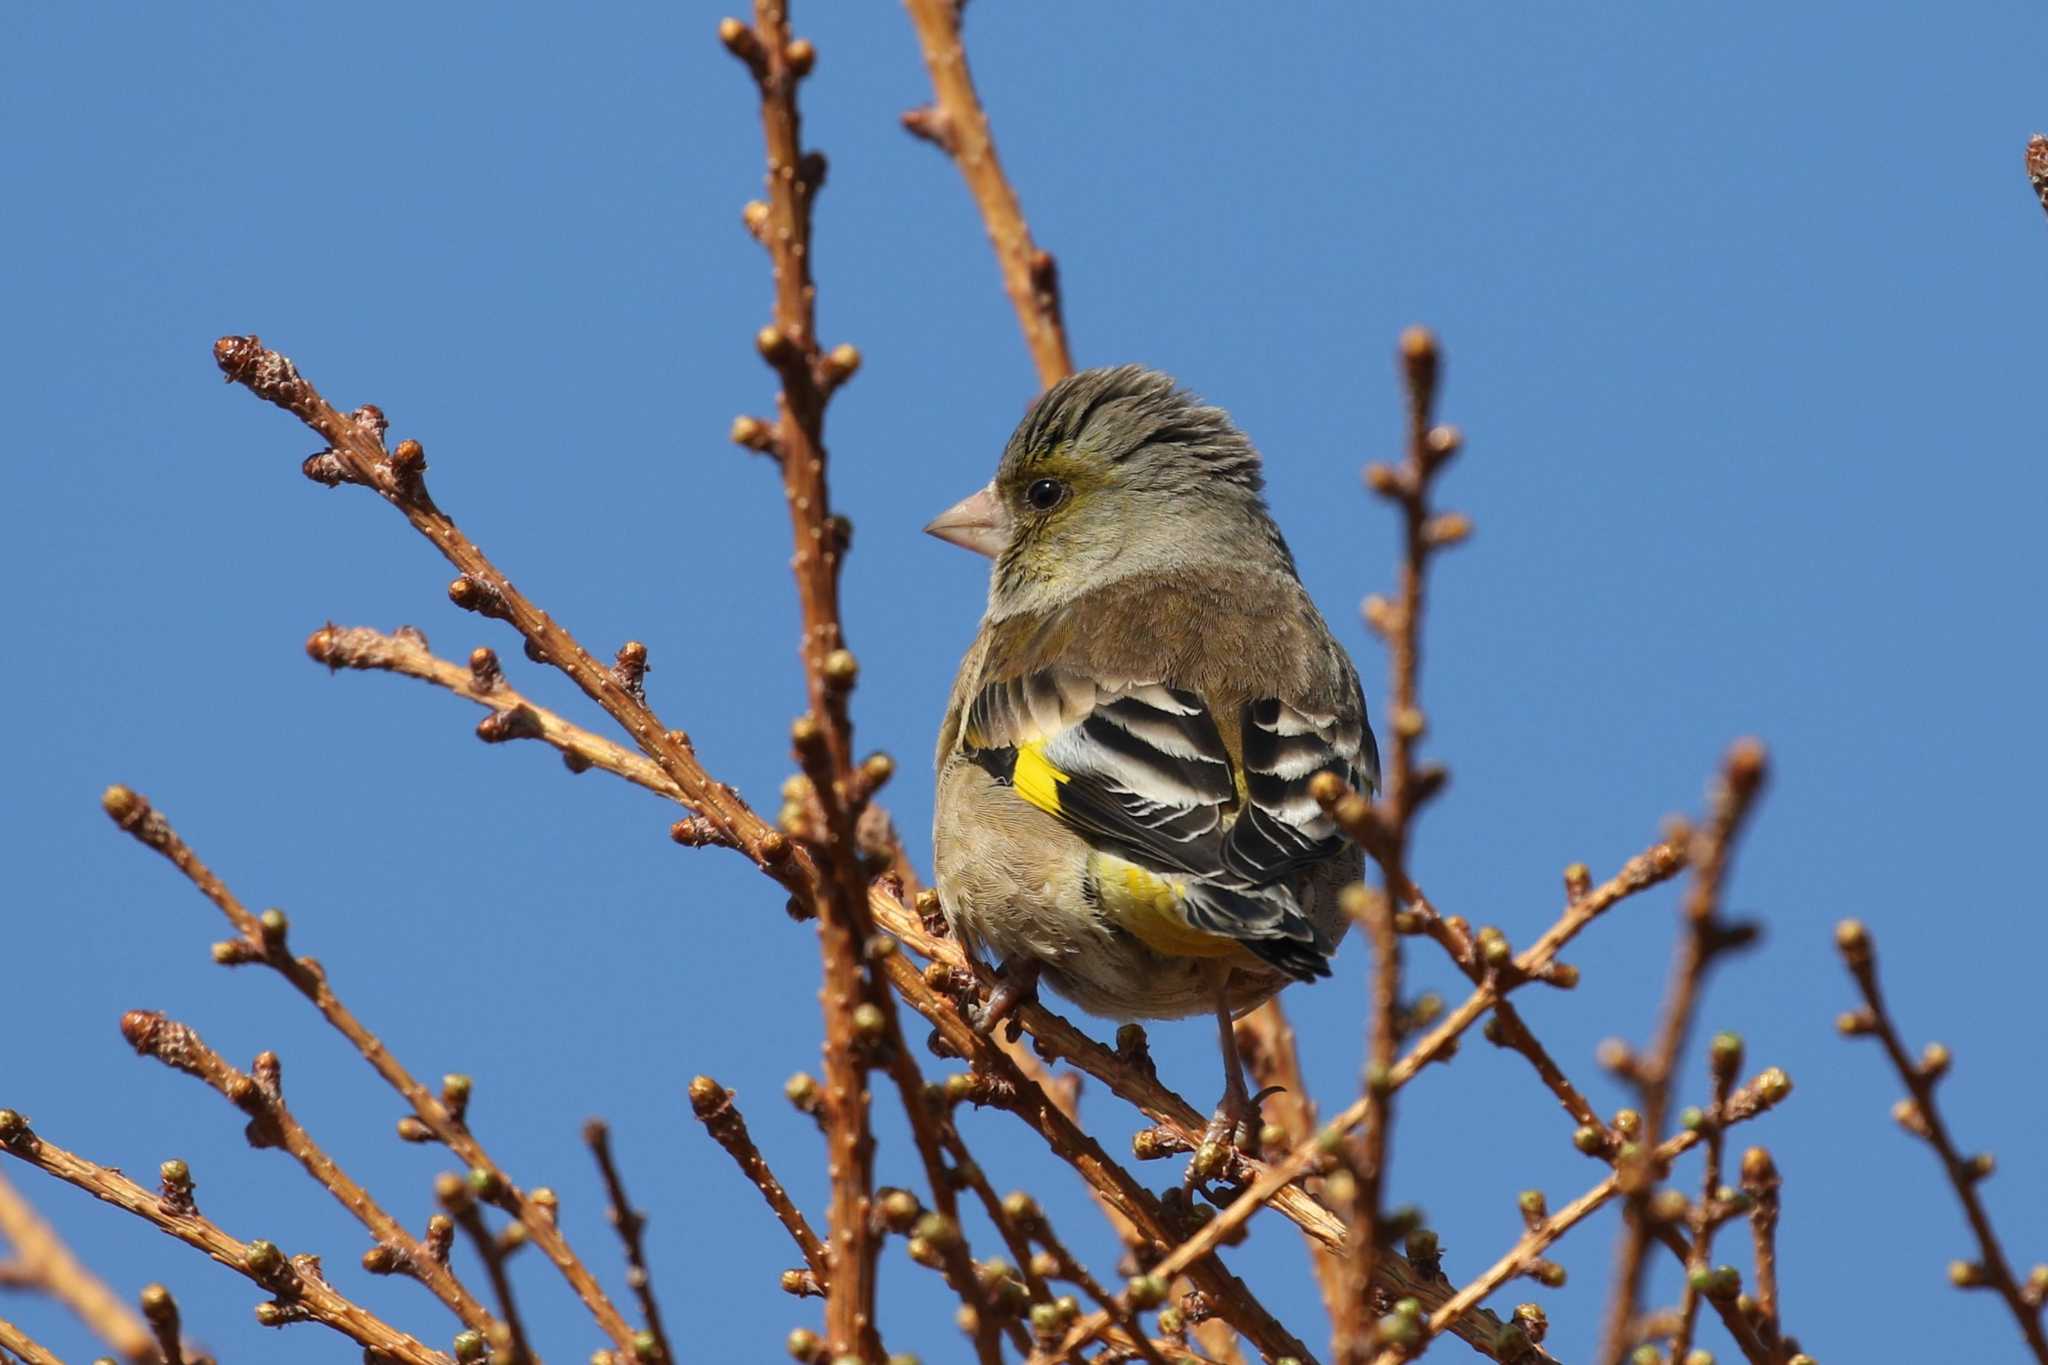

929,366,1379,1145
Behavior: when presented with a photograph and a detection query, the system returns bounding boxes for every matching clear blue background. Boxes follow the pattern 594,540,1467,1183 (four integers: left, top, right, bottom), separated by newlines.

5,5,2045,1362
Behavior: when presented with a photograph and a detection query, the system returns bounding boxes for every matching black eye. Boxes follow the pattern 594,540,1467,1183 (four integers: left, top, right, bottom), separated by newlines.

1025,478,1067,511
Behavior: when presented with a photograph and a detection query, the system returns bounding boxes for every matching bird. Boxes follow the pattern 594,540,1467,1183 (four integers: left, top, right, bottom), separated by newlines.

927,364,1380,1156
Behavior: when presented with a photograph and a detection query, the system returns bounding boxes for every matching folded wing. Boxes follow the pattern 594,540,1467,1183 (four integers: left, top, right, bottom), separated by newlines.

962,671,1377,980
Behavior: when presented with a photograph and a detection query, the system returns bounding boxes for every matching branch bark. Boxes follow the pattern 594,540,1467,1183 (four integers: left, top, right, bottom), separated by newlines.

100,786,636,1356
0,1113,447,1365
0,1172,155,1363
900,0,1073,389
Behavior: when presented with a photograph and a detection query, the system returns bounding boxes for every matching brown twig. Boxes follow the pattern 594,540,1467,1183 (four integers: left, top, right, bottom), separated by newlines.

1836,918,2048,1361
583,1121,673,1365
287,621,1431,1340
899,0,1072,389
114,1009,499,1343
436,1175,532,1365
996,1192,1165,1365
0,1172,155,1362
1233,1002,1346,1327
1026,830,1689,1363
99,785,636,1356
1596,739,1769,1365
214,338,796,886
306,626,680,799
1314,327,1462,1361
289,618,1674,1358
136,1284,186,1365
0,1112,447,1364
1002,1042,1148,1263
879,1058,1015,1364
687,1078,830,1285
0,1312,63,1365
1669,1031,1744,1362
720,6,899,1353
1376,1066,1793,1365
2028,134,2048,222
879,953,1317,1363
1741,1145,1783,1346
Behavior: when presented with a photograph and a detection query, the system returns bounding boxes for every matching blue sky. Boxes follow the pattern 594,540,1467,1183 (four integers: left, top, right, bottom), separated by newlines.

4,4,2046,1362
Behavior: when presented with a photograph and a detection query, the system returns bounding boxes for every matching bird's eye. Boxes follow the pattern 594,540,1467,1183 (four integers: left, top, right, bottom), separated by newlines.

1024,478,1068,511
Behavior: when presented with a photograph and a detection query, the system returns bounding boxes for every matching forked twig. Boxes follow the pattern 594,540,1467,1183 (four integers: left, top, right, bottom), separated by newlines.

0,1172,156,1363
584,1120,674,1365
0,1312,64,1365
1596,740,1768,1364
99,786,635,1356
0,1112,445,1364
900,0,1073,388
1836,919,2048,1361
115,1009,499,1343
688,1078,830,1285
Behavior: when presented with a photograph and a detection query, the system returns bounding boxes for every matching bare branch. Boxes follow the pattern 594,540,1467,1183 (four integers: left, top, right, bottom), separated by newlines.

1836,918,2048,1361
2028,134,2048,223
688,1078,829,1284
900,0,1073,388
1383,1066,1793,1364
99,786,637,1355
0,1112,446,1364
211,339,799,889
116,1010,498,1342
1597,739,1769,1364
0,1312,64,1365
583,1120,673,1365
0,1172,155,1363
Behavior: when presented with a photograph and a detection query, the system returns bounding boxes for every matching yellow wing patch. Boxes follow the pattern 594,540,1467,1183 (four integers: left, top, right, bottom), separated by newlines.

1013,740,1069,816
1091,855,1241,960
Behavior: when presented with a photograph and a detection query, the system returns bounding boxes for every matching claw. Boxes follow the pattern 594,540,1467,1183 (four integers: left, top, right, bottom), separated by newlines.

1187,972,1265,1184
969,958,1040,1041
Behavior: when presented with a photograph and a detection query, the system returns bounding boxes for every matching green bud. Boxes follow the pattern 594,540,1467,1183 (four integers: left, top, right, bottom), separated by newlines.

1376,1311,1421,1347
1708,1031,1744,1075
1125,1274,1167,1308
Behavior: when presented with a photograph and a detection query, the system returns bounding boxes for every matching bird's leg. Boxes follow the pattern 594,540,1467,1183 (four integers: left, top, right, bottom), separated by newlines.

1192,969,1259,1177
970,957,1041,1039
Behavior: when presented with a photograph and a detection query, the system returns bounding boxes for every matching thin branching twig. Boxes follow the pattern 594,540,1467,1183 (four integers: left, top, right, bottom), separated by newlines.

0,1172,156,1363
899,0,1072,388
583,1120,673,1365
115,1010,500,1343
688,1078,830,1288
0,1111,447,1364
1836,919,2048,1361
99,786,634,1357
1595,741,1768,1364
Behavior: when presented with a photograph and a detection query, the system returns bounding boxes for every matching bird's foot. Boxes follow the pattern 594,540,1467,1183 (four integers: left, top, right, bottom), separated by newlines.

1186,1092,1264,1185
968,959,1041,1043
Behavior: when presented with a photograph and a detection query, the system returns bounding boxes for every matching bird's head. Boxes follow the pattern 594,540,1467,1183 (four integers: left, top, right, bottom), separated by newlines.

926,366,1287,612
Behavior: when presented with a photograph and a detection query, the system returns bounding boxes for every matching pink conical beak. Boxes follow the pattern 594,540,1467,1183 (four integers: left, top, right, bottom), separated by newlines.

924,483,1007,558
